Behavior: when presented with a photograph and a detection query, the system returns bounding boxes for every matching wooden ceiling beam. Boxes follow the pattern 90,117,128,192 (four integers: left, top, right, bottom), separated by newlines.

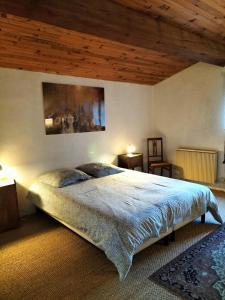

0,0,225,66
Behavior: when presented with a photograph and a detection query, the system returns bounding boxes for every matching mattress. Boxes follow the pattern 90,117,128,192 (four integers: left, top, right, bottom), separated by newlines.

28,169,222,280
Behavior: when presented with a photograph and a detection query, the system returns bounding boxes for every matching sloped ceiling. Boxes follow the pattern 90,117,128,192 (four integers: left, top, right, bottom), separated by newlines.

0,0,224,85
114,0,225,45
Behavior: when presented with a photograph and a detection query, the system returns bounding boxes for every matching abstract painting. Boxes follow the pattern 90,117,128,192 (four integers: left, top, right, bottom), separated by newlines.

42,82,105,135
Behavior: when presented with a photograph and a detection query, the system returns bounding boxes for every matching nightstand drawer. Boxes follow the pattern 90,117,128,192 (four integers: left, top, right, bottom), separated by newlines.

0,197,8,230
0,183,19,232
128,155,142,168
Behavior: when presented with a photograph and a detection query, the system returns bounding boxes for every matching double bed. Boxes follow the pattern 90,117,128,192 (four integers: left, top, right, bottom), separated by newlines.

28,168,222,280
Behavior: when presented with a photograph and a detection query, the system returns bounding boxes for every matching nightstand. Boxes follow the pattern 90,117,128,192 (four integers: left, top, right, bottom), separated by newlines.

0,180,19,233
118,153,144,171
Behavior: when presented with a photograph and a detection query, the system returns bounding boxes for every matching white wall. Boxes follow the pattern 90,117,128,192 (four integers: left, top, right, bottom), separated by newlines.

2,62,224,216
0,67,154,216
154,62,225,180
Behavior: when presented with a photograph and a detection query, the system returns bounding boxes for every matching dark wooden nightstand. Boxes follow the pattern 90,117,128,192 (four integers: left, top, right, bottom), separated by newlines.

118,153,144,171
0,180,19,233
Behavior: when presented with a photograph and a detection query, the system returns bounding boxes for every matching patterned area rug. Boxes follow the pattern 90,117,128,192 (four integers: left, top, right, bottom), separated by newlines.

149,224,225,300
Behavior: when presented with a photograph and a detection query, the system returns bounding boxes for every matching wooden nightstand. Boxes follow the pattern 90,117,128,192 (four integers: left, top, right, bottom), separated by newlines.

0,180,19,233
118,153,144,171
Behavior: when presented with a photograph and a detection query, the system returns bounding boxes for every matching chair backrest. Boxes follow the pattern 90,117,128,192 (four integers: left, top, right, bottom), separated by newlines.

147,138,164,165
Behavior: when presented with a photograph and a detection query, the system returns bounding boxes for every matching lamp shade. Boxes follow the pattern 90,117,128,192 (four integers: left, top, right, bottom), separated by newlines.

0,165,14,186
127,144,136,155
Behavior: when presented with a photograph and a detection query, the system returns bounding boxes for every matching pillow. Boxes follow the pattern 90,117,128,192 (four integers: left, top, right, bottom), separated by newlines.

76,163,124,178
38,168,91,188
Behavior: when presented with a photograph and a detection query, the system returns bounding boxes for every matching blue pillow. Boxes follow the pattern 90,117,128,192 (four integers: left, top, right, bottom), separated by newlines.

38,168,91,188
76,163,124,178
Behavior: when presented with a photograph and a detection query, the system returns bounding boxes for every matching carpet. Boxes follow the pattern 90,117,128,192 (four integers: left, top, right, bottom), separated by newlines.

149,223,225,300
1,191,225,300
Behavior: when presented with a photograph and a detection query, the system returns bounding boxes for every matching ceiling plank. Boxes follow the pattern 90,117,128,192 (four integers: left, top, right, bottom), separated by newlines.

0,0,225,66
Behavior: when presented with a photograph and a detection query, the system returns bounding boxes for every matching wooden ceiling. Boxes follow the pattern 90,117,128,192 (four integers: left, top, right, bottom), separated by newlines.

0,14,193,85
0,0,224,85
115,0,225,45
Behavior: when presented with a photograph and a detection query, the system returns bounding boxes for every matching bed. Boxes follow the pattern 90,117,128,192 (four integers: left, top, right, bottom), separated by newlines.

28,168,222,280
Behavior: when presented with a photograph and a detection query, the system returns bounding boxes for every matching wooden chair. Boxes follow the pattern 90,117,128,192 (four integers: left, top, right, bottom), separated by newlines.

147,137,172,177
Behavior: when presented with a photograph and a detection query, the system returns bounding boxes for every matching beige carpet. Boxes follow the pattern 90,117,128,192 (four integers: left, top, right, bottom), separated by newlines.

1,191,225,300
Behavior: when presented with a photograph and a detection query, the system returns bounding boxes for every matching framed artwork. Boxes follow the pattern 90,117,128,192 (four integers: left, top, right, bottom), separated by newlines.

42,82,105,135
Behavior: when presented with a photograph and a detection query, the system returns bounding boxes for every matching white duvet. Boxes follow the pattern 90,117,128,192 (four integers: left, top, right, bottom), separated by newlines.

28,169,222,280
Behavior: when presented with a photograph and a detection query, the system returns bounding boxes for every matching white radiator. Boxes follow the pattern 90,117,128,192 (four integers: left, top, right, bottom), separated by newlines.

176,148,218,184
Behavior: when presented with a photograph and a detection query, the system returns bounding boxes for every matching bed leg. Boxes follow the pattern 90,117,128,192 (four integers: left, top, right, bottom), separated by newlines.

163,235,170,246
201,214,205,224
170,231,175,242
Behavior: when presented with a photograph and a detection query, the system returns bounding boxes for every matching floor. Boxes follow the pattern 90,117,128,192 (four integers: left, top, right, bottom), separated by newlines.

0,191,225,300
